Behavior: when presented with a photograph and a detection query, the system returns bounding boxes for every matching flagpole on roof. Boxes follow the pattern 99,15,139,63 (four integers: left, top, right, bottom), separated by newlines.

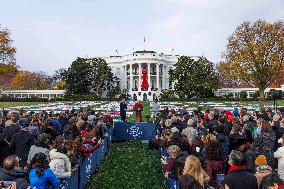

144,36,146,50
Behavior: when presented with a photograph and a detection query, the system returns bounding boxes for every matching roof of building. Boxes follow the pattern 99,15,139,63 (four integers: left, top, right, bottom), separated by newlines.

134,50,156,54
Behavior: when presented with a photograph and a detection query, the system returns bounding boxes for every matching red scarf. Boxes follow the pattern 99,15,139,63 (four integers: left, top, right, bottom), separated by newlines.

228,165,247,174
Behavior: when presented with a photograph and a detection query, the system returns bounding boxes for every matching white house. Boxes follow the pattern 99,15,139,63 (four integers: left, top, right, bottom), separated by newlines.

100,50,180,101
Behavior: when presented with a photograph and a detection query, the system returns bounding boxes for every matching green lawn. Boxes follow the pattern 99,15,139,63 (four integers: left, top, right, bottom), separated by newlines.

0,101,51,108
86,141,166,189
0,99,282,109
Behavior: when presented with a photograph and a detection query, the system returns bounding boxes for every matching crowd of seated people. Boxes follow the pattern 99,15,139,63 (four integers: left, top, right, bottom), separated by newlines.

0,109,112,189
151,106,284,189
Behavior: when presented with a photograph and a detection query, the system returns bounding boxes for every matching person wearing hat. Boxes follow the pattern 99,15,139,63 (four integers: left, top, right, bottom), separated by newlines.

254,155,272,188
133,100,143,122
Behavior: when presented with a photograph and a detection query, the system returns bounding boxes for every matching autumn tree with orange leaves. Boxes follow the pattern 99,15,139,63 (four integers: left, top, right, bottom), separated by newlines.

218,20,284,101
11,71,52,90
0,25,18,89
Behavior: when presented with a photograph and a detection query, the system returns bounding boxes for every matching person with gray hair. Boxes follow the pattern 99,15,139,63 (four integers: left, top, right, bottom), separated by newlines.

281,119,284,127
182,119,198,145
160,145,182,179
224,150,258,189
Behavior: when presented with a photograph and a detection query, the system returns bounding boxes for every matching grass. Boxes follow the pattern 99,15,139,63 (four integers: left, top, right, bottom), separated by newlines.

0,102,51,108
0,99,282,110
85,141,166,189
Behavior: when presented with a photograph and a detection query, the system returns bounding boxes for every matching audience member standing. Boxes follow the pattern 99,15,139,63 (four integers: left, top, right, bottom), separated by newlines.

224,150,258,189
10,123,35,168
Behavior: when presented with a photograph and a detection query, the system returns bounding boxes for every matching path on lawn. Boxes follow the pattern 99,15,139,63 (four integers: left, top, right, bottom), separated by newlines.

85,141,166,189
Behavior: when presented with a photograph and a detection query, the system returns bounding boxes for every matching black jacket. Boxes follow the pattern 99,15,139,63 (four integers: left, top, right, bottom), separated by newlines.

224,170,258,189
205,119,218,133
229,133,246,151
243,149,256,174
11,129,35,167
120,102,127,116
0,129,13,167
179,174,203,189
0,168,29,189
172,151,189,179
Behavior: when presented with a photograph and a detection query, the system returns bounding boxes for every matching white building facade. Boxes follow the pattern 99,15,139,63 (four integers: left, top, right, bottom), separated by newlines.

0,90,65,99
214,85,284,98
101,50,178,101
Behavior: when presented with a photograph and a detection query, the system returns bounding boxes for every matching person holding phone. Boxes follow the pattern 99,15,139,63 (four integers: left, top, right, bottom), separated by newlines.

0,155,29,189
0,181,16,189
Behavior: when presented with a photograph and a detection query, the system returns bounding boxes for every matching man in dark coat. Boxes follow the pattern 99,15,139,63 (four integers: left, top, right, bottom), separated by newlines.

10,124,35,167
224,150,258,189
120,98,127,122
0,155,29,189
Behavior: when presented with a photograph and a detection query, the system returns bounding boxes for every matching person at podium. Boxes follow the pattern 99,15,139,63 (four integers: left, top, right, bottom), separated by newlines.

133,101,143,122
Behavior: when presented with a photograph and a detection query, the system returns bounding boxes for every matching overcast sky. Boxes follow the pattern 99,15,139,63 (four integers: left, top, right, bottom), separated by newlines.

1,0,284,75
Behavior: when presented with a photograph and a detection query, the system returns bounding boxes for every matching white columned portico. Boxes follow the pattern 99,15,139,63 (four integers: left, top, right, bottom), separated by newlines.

130,64,133,90
156,64,160,90
138,63,141,91
147,63,151,91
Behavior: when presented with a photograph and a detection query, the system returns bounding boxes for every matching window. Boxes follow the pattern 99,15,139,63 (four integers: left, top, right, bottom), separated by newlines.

117,68,120,75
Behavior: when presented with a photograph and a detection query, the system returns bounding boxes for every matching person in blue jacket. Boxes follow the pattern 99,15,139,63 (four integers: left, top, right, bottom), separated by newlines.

27,152,60,189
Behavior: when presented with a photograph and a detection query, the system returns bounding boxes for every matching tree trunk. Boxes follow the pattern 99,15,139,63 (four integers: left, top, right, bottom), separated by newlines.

259,87,265,102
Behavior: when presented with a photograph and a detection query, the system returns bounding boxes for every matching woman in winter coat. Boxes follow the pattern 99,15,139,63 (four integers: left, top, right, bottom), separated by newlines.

160,145,182,179
254,155,272,188
49,145,72,179
204,140,225,188
27,133,51,164
27,152,60,189
253,120,276,169
274,134,284,180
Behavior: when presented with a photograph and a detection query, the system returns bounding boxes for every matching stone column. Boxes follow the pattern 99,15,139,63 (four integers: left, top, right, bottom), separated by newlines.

161,64,165,90
165,66,169,89
156,64,160,90
130,64,133,91
147,63,151,91
124,65,127,90
138,63,141,91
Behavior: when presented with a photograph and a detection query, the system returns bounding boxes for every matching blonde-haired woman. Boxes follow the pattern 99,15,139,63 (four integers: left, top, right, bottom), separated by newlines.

179,155,210,189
